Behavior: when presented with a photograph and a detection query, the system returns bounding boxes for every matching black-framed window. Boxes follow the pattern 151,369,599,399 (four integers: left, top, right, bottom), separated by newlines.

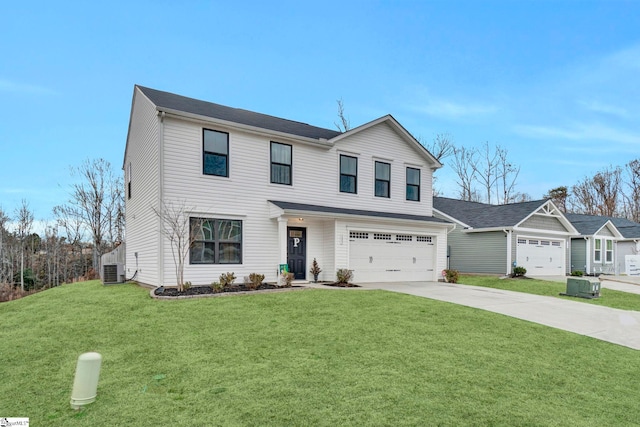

406,167,421,201
375,161,390,198
203,129,229,177
340,155,357,193
127,162,132,199
271,142,292,185
190,218,242,264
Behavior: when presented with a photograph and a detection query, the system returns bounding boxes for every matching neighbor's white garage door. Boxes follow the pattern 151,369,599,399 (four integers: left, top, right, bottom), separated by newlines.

348,231,435,282
516,237,565,276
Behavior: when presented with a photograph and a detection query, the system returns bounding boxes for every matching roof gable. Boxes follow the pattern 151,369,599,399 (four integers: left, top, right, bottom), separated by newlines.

136,85,342,141
329,115,442,169
565,212,628,238
433,197,577,233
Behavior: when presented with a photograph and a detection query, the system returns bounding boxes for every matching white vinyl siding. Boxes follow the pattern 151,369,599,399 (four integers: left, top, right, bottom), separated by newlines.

123,89,161,287
132,107,442,286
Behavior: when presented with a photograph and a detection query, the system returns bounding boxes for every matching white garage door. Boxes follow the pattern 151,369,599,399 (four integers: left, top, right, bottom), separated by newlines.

516,237,565,276
348,231,435,282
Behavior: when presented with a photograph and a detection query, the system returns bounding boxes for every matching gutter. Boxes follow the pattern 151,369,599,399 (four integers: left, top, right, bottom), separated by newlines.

504,229,513,276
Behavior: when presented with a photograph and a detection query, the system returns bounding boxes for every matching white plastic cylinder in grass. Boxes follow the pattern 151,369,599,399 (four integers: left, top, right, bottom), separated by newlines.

70,352,102,410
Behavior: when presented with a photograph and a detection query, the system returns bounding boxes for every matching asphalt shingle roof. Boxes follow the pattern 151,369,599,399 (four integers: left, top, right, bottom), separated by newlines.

565,212,640,238
269,200,451,224
433,197,548,228
137,85,342,141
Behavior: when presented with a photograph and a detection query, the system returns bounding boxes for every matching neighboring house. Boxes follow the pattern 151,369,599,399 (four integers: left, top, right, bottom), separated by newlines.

564,213,624,275
123,85,451,287
433,197,578,276
566,213,640,275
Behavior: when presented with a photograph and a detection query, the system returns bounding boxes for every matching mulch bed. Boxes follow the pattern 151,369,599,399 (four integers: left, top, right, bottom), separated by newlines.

322,282,360,288
154,283,295,297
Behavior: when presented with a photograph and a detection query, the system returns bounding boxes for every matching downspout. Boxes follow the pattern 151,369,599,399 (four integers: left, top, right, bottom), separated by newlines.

445,224,457,270
504,229,512,276
158,111,165,286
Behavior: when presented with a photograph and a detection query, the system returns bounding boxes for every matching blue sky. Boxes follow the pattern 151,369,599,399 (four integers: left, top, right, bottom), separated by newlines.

1,0,639,224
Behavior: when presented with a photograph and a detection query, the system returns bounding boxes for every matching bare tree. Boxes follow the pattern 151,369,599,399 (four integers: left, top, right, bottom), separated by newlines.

53,203,86,281
334,98,351,132
451,146,478,201
423,133,454,161
570,166,622,216
472,142,500,204
496,146,520,204
544,186,569,213
152,200,200,291
14,200,34,291
55,158,122,273
622,159,640,222
0,207,9,285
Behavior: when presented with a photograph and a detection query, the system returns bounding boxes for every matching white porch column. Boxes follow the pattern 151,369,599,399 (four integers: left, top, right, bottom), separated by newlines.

585,237,591,274
278,217,288,266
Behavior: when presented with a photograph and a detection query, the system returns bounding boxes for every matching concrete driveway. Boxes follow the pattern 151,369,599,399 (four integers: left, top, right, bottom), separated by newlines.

356,281,640,350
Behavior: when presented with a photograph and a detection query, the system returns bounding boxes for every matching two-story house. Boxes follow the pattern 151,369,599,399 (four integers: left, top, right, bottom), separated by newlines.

123,86,450,287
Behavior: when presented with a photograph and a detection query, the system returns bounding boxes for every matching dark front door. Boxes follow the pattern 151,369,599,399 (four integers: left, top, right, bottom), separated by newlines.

287,227,306,280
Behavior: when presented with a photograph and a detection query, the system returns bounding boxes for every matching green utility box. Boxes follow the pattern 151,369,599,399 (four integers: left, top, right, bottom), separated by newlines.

562,278,601,299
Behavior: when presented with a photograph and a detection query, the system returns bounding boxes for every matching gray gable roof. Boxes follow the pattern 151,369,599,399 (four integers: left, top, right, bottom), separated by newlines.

136,85,342,141
433,197,548,228
269,200,451,224
565,212,640,238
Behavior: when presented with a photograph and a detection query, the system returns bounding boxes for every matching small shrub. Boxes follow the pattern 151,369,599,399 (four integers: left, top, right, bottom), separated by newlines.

247,273,265,290
309,258,322,282
182,281,192,291
571,270,584,277
336,268,353,284
444,269,459,283
219,272,236,287
512,266,527,277
280,272,294,288
211,281,224,293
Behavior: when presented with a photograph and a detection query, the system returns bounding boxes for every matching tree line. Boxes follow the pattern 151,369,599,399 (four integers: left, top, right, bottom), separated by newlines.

0,158,123,297
424,134,640,221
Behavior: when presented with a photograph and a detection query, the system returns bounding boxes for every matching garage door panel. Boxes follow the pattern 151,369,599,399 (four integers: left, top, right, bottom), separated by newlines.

516,238,565,276
348,232,434,282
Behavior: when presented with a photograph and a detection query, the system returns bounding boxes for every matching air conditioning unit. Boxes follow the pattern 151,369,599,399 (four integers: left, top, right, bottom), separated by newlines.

561,278,600,299
103,263,125,284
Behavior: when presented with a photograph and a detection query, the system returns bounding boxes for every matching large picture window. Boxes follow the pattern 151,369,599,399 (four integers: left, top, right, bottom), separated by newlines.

203,129,229,177
190,218,242,264
406,167,421,201
375,161,390,198
340,155,357,194
271,142,292,185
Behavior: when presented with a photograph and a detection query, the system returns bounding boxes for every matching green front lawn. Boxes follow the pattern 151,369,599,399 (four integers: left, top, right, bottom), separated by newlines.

1,281,638,426
459,275,640,311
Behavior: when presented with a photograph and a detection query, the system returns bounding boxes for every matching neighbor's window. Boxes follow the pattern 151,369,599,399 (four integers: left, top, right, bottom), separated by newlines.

340,155,358,194
594,239,602,262
190,218,242,264
271,142,292,185
203,129,229,177
375,161,390,198
605,239,613,263
406,167,421,201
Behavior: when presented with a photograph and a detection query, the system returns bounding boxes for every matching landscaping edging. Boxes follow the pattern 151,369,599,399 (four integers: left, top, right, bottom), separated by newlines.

150,285,312,300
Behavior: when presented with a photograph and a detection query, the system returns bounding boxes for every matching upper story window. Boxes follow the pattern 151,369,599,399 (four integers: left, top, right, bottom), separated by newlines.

375,161,391,198
203,129,229,177
190,218,242,264
271,142,292,185
594,238,602,262
406,167,421,201
126,162,132,199
340,155,358,194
